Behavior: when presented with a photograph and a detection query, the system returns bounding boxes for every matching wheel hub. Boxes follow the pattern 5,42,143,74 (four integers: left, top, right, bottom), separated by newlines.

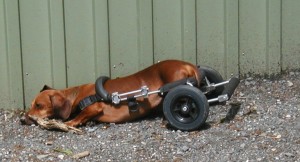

181,105,190,114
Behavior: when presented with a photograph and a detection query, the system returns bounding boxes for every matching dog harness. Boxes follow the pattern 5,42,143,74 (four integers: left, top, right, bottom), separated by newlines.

77,94,102,111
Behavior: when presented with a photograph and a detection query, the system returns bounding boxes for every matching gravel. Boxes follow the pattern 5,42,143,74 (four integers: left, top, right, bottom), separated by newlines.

1,72,299,161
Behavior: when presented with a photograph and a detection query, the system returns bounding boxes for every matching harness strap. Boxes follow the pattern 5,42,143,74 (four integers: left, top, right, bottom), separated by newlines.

77,94,102,111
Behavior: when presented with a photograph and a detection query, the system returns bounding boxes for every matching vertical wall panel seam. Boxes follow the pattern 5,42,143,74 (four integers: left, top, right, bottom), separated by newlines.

223,0,228,77
17,0,25,108
151,0,155,63
279,0,283,72
266,0,270,74
195,0,198,65
92,0,97,78
3,0,11,101
106,0,110,76
107,0,112,77
62,0,68,87
136,0,141,68
47,0,54,86
106,0,111,76
237,0,241,76
180,0,184,60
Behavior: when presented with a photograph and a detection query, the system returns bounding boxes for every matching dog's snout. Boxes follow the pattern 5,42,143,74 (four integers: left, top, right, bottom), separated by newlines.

20,116,27,125
20,114,35,125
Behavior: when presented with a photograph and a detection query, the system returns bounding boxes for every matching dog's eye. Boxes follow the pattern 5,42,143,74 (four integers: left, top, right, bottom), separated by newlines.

35,103,42,109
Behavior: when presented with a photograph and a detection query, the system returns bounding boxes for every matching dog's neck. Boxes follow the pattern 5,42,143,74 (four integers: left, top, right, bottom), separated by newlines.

61,86,81,110
61,84,95,112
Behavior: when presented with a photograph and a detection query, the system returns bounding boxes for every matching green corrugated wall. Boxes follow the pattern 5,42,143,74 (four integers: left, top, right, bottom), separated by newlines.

1,0,300,109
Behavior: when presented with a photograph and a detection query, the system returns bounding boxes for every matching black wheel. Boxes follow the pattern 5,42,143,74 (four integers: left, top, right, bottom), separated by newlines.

163,85,209,131
198,66,224,99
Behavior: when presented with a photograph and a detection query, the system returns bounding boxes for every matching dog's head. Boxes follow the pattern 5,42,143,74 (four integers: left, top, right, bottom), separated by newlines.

21,85,72,125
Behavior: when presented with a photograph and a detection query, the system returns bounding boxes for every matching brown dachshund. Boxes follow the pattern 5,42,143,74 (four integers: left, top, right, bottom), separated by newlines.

21,60,201,127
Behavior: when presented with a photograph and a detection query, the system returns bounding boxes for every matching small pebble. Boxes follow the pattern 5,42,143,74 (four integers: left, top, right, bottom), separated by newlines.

45,141,53,145
58,154,64,160
36,154,49,160
182,146,189,152
287,81,293,87
240,143,246,148
284,152,295,157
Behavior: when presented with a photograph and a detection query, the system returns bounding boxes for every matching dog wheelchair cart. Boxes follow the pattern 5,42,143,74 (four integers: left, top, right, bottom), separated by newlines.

79,66,239,131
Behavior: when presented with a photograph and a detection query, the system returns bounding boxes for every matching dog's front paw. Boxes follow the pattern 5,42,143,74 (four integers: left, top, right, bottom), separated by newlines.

65,120,79,127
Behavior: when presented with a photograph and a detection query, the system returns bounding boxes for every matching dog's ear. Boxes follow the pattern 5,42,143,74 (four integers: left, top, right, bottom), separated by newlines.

50,94,71,120
40,85,54,92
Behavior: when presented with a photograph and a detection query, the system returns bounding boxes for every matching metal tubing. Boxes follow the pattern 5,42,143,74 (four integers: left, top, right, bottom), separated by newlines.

208,94,229,103
118,89,143,97
208,98,219,103
118,89,161,102
214,80,229,87
148,90,161,95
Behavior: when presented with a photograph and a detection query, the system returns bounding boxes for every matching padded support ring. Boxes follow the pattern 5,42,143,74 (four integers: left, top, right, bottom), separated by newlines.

95,76,111,101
